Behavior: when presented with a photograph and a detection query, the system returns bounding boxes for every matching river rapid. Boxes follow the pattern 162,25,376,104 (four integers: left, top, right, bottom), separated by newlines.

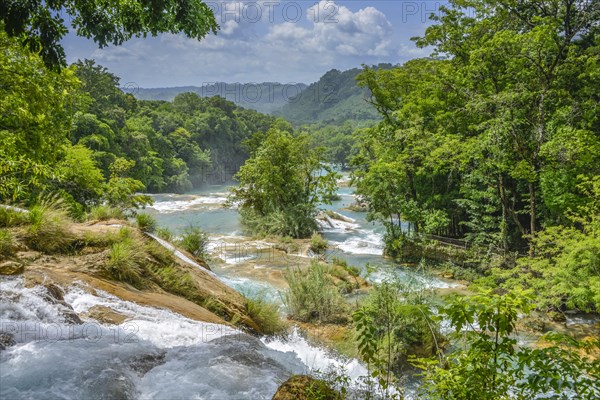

5,181,594,399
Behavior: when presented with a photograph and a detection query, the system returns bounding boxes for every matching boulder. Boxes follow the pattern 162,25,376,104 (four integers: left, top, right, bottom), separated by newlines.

0,333,16,350
43,283,83,325
0,261,24,275
85,305,128,325
272,375,341,400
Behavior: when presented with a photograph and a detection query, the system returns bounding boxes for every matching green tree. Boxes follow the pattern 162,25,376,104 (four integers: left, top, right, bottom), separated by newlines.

416,292,600,399
56,144,105,206
353,0,600,257
230,128,338,238
0,30,79,203
1,0,218,68
105,158,151,212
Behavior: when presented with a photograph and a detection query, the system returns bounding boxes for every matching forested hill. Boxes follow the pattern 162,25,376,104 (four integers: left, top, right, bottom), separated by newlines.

0,47,280,211
134,82,307,114
74,63,279,194
134,65,392,125
274,65,392,125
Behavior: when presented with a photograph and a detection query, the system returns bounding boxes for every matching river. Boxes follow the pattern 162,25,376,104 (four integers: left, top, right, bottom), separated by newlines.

3,181,594,399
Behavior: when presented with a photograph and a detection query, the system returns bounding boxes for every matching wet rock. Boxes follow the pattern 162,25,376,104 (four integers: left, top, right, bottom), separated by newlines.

61,308,84,325
0,333,16,350
548,311,567,323
15,250,42,262
42,284,83,325
272,375,342,400
0,261,24,275
44,283,65,301
129,351,167,375
85,305,128,325
81,368,137,400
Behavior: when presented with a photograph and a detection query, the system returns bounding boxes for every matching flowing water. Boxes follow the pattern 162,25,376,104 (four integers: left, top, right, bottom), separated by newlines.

0,181,457,399
146,182,458,292
0,277,369,399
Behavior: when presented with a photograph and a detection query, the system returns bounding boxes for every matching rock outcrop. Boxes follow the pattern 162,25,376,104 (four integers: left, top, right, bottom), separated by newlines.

272,375,341,400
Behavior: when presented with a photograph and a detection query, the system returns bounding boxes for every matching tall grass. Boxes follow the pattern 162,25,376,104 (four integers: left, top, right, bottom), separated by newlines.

26,201,74,253
178,226,209,259
0,206,29,228
135,213,157,232
246,297,286,335
284,261,347,323
0,229,15,257
105,239,144,286
88,205,125,221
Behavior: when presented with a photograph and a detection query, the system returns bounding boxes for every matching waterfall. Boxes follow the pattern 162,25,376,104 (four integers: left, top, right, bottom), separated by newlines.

0,277,371,399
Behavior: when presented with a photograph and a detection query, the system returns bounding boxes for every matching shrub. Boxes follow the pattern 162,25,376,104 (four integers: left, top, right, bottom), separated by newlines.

310,233,328,254
0,229,15,257
353,281,444,384
104,239,144,286
284,261,347,323
240,208,318,239
246,297,286,335
0,206,29,228
88,205,125,221
178,226,209,259
136,213,157,232
26,202,74,253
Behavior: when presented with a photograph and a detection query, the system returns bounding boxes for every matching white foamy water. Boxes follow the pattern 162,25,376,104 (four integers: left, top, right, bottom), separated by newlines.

318,213,361,232
219,276,281,304
368,268,460,289
263,328,367,380
148,194,228,213
330,230,385,256
1,277,377,399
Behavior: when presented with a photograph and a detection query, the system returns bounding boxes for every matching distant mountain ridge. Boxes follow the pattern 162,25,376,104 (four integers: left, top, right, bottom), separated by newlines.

133,64,394,123
135,82,307,114
275,65,393,124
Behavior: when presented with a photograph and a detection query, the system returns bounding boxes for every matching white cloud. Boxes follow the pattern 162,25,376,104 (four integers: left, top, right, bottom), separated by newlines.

65,1,423,87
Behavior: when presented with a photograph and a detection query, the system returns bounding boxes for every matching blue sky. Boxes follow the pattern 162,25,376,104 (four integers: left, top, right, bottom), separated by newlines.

62,1,446,87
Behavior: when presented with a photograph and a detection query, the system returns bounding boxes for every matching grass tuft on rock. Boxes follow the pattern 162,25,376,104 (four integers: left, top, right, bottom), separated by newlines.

88,205,125,221
246,297,286,335
155,226,173,241
177,226,209,259
26,201,74,253
0,229,16,258
309,233,328,254
135,213,157,232
284,261,348,324
105,239,144,286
